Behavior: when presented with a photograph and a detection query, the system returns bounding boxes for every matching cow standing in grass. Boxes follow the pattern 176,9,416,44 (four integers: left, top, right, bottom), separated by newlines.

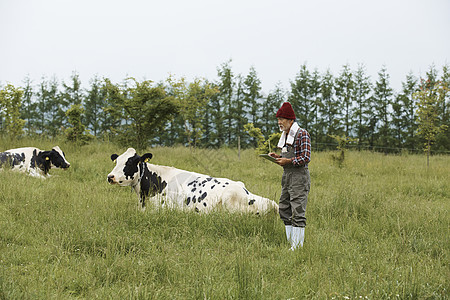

0,146,70,178
107,148,278,214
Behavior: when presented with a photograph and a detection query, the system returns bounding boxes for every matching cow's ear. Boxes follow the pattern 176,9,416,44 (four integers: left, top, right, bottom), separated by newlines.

111,154,118,162
141,153,153,163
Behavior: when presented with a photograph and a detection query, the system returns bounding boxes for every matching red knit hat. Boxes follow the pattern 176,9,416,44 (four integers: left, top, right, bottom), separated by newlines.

276,102,296,120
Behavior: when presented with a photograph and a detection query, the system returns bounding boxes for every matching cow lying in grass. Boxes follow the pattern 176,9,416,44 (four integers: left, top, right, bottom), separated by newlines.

0,146,70,178
107,148,279,214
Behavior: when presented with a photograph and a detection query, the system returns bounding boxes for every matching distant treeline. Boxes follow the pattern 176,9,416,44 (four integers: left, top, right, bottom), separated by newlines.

0,61,449,153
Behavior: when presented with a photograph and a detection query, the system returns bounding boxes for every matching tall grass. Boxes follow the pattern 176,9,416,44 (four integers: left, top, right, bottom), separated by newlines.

0,137,448,299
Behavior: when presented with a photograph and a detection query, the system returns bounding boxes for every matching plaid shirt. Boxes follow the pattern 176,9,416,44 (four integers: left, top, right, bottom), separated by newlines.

291,128,311,167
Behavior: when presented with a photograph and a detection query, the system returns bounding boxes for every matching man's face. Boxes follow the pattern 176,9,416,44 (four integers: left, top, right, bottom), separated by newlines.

277,117,293,132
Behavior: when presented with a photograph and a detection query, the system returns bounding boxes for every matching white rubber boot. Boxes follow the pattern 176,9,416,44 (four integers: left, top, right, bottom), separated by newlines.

285,225,293,244
290,227,305,251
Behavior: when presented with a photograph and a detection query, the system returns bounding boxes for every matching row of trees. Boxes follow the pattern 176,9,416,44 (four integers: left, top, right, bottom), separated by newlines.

1,61,449,153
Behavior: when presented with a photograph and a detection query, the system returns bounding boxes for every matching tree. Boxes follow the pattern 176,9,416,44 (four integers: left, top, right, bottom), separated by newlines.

242,67,263,147
320,69,340,148
21,76,37,134
0,84,26,137
62,72,83,105
84,76,117,137
423,65,439,89
233,74,248,147
35,77,61,137
166,76,218,148
335,64,354,137
414,80,448,167
352,64,372,149
217,60,235,145
290,64,311,130
61,72,83,128
434,65,450,152
372,66,394,152
161,77,188,146
35,78,49,135
439,65,449,121
243,67,262,127
244,123,265,153
243,123,281,154
329,134,358,168
262,82,285,136
84,77,102,136
206,90,223,148
200,81,219,148
187,79,218,148
309,69,322,149
104,78,178,150
65,104,93,144
392,72,418,151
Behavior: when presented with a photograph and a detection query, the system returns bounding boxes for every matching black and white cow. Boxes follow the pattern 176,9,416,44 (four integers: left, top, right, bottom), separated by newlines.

107,148,279,214
0,146,70,178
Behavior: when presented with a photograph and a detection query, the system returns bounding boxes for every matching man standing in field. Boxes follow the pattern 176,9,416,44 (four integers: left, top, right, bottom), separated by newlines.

269,102,311,250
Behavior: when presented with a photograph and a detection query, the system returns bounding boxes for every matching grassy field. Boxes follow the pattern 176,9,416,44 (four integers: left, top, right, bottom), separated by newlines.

0,137,449,299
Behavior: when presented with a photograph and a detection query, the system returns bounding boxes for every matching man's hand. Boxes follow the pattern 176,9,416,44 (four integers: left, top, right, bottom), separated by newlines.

269,153,291,166
268,152,280,158
276,157,292,166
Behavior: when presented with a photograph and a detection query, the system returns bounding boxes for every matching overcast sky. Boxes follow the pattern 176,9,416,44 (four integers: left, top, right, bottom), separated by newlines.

1,0,449,95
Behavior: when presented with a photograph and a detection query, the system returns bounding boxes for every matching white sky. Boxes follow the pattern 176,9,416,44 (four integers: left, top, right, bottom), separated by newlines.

1,0,449,94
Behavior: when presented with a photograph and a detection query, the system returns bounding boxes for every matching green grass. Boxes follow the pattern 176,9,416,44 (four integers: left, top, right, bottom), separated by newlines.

0,137,449,299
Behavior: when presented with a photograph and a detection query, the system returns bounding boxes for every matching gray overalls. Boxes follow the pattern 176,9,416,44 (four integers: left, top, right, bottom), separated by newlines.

279,129,311,228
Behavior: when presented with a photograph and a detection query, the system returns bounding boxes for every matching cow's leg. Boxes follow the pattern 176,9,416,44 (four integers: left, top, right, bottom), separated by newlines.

140,195,146,211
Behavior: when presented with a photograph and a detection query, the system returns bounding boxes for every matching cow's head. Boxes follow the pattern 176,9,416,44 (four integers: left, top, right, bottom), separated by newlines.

35,146,70,173
48,146,70,169
107,148,152,186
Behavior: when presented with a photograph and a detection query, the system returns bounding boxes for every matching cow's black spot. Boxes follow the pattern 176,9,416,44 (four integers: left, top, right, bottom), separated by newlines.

187,181,195,186
139,164,151,207
149,171,167,195
199,192,207,201
207,177,212,181
203,203,207,207
211,185,215,189
31,150,52,174
15,153,25,165
0,152,25,168
225,182,229,185
123,154,140,180
191,188,196,192
30,150,37,169
222,185,226,188
0,152,8,165
243,188,249,195
186,197,191,205
139,163,167,202
192,196,196,203
248,199,256,205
